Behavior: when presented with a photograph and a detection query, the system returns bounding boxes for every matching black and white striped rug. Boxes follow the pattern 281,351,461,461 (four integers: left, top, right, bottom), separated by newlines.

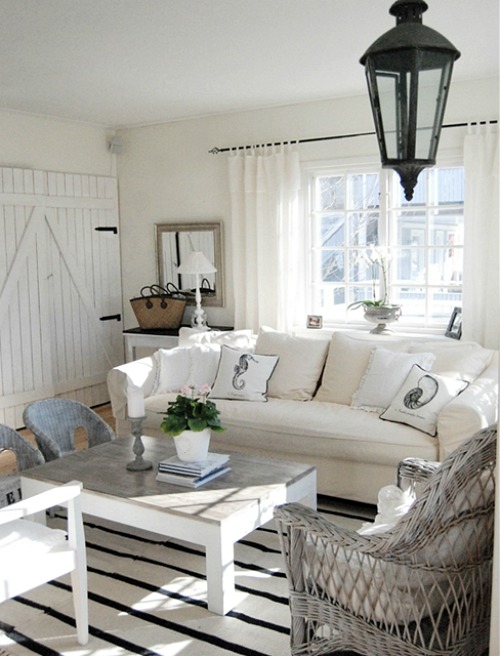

0,497,374,656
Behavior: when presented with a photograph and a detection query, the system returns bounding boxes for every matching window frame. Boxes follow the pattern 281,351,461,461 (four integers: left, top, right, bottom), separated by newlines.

302,155,464,333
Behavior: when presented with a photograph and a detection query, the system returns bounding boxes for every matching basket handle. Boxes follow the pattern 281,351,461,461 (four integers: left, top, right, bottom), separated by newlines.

165,282,187,298
201,277,213,291
140,285,169,309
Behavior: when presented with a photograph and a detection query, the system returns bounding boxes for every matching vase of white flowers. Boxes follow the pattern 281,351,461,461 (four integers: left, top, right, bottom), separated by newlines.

160,384,225,462
347,247,402,333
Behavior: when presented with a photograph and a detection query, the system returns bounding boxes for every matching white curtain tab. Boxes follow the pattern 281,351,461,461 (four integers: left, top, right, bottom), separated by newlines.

228,144,302,332
462,123,499,348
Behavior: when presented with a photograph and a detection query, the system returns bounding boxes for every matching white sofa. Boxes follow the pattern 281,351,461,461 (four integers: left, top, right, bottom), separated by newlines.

107,328,498,504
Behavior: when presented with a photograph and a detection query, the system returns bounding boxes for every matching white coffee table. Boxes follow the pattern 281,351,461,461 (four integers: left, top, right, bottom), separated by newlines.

21,435,316,615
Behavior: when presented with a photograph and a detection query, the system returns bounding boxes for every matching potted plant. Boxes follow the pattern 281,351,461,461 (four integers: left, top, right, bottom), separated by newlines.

160,385,225,462
347,247,402,333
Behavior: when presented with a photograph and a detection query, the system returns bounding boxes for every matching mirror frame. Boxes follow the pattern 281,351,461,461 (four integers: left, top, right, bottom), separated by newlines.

155,221,224,307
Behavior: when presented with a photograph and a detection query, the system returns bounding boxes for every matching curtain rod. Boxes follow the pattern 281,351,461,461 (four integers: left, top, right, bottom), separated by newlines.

208,120,498,154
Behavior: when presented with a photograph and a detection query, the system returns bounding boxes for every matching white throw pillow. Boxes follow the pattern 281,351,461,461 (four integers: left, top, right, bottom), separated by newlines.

255,327,329,401
209,345,278,402
380,364,469,436
314,332,409,405
151,347,191,395
186,343,221,389
357,485,416,535
178,327,255,349
351,347,436,412
409,340,494,382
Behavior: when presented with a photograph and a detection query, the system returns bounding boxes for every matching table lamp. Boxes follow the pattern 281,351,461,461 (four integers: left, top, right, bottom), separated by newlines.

177,251,217,330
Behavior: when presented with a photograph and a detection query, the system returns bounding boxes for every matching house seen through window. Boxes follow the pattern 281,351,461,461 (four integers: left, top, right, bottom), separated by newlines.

307,164,464,329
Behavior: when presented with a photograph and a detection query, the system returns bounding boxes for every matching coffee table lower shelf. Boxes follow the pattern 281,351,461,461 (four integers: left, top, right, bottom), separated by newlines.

21,435,317,615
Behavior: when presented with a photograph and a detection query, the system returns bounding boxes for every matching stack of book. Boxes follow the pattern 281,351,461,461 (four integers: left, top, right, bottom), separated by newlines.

156,453,231,488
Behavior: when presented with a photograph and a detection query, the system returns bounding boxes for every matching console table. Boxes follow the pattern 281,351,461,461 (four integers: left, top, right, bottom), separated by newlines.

123,326,234,361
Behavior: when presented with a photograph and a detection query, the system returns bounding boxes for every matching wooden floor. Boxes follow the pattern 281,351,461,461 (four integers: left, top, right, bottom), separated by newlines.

1,402,115,475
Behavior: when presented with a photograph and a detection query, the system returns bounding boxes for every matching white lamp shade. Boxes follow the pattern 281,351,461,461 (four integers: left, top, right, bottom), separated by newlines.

177,251,217,274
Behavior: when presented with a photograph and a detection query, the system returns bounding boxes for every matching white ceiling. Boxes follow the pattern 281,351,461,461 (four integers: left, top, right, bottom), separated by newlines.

0,0,498,129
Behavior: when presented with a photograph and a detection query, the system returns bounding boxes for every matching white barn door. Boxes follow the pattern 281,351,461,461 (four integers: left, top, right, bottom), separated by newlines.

0,168,123,428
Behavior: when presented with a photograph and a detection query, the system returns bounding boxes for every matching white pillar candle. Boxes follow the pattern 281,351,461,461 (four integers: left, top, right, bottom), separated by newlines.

127,385,145,418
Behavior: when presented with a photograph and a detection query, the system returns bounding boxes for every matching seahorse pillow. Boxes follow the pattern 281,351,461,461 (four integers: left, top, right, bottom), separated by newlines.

380,365,468,436
209,346,279,402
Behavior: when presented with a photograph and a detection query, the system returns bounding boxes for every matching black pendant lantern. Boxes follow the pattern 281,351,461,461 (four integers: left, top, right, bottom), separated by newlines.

360,0,460,200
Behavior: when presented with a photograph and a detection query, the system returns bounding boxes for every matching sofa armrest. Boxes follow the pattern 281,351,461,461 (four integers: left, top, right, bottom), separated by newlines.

106,356,157,433
437,352,498,459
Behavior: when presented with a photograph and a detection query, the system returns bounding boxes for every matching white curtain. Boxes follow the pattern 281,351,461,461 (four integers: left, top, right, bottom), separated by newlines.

462,124,500,348
228,144,302,333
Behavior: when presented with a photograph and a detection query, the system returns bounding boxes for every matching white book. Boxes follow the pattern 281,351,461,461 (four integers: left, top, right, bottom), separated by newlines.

156,466,231,488
158,452,230,477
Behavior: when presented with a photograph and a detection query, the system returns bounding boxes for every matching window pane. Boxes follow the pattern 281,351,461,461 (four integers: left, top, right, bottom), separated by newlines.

394,210,426,246
322,250,344,282
318,214,345,247
429,247,463,285
395,247,426,284
347,174,380,209
394,287,426,318
429,209,463,246
433,167,464,205
317,176,344,210
349,212,379,246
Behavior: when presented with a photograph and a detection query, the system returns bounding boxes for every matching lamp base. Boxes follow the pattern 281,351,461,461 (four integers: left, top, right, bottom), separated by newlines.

191,306,209,331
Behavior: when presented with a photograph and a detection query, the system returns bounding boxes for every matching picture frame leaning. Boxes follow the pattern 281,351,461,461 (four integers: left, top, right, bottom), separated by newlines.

445,306,462,339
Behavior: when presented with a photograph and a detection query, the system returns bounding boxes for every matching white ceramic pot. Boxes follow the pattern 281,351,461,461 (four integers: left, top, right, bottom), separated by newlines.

364,304,402,334
173,428,211,462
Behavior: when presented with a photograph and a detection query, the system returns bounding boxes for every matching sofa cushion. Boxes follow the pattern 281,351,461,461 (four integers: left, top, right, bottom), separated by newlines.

351,347,436,412
209,346,278,402
315,332,409,405
380,365,469,436
255,327,329,401
145,394,436,462
186,343,221,388
409,340,494,382
151,347,191,395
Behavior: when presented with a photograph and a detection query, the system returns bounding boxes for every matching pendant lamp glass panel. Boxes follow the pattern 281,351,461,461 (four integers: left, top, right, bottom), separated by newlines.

367,49,454,166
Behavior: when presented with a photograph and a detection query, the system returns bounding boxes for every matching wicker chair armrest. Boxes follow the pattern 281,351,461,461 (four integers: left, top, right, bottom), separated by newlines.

275,502,377,551
397,457,440,495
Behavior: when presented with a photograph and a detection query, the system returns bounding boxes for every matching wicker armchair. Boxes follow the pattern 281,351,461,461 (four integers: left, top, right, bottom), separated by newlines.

0,424,44,507
275,426,496,656
23,399,115,461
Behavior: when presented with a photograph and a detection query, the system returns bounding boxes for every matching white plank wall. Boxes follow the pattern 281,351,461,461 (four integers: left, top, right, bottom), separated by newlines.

0,167,123,429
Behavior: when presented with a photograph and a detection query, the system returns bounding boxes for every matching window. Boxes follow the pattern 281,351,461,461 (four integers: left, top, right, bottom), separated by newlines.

306,163,464,329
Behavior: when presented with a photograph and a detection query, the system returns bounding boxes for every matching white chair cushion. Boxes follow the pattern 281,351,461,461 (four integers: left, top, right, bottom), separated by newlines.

311,540,448,625
0,519,67,561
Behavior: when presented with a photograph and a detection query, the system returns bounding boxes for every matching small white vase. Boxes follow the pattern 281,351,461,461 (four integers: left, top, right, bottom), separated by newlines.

364,304,402,334
173,428,211,462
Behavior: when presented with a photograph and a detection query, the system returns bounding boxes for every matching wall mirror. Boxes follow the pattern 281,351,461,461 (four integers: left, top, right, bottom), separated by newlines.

156,221,224,307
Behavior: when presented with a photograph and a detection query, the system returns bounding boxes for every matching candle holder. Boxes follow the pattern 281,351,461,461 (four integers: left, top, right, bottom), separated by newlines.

126,416,153,471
